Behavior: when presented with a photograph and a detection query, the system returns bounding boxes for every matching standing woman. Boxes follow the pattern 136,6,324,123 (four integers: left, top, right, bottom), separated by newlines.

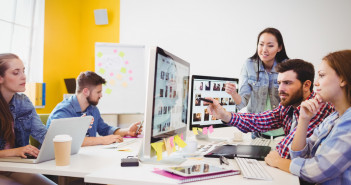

0,53,55,185
226,28,289,137
290,50,351,184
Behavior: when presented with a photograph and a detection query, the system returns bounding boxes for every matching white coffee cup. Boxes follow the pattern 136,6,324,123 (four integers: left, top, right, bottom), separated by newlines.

233,131,243,142
183,140,198,154
53,135,72,166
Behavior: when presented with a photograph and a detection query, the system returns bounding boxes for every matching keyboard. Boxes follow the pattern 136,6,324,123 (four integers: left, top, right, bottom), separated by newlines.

103,138,138,149
197,140,227,155
235,157,272,180
250,138,271,146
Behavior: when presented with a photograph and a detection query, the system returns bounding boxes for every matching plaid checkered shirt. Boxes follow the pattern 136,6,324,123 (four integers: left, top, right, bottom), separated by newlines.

226,91,335,159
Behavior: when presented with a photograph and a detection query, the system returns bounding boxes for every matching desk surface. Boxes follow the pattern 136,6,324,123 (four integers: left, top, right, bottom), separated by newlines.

0,127,299,185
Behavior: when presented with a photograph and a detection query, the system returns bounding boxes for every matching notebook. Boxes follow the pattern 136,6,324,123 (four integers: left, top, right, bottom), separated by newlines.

153,169,240,184
0,116,92,164
204,144,271,160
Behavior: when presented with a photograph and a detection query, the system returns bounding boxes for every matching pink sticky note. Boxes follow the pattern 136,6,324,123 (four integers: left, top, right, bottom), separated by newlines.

169,136,174,147
125,61,129,65
180,133,184,140
208,125,214,133
98,62,102,67
129,77,133,81
110,72,114,77
203,127,208,135
113,49,117,53
128,70,133,74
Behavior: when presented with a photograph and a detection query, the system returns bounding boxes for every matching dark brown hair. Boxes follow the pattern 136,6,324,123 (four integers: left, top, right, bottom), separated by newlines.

250,27,289,63
0,53,19,147
76,71,106,93
276,59,315,92
323,50,351,104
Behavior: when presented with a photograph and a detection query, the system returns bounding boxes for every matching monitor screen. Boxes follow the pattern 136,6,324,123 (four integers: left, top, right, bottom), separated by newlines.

151,50,189,140
142,46,190,159
189,75,238,130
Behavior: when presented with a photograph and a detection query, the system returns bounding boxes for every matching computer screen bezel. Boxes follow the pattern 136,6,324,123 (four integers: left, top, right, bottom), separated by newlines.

141,46,190,159
189,75,239,131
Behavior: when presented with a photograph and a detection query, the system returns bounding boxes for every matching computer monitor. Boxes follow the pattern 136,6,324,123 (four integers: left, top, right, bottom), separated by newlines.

189,75,238,139
140,46,190,164
64,78,76,94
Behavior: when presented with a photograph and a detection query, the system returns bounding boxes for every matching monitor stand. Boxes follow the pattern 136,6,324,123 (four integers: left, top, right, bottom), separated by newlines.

138,145,186,165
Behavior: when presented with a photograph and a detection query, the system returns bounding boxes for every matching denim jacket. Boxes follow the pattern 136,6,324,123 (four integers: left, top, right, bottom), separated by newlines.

237,59,281,113
46,95,119,137
0,93,47,150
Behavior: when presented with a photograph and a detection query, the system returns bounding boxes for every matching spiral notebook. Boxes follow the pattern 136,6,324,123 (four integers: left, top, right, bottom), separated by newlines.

153,169,240,184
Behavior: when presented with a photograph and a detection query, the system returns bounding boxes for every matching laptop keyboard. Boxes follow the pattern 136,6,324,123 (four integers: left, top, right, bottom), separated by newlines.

235,157,272,180
23,153,37,159
103,138,138,149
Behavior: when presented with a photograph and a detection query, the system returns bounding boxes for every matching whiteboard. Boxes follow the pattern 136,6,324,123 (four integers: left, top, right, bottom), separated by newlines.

95,43,146,114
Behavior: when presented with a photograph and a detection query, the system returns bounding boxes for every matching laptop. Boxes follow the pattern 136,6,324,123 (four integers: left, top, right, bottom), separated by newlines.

204,145,271,161
0,116,92,164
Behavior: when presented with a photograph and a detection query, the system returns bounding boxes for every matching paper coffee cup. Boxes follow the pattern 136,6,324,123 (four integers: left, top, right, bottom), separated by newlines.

53,135,72,166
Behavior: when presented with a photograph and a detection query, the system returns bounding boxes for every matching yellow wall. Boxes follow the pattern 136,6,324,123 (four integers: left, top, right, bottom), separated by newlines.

38,0,120,114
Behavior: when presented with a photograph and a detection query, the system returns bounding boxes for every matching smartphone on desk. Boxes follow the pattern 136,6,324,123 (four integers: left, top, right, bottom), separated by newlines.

136,121,143,134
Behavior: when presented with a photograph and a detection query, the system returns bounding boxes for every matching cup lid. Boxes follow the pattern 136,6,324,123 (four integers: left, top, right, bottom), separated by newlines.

53,134,72,142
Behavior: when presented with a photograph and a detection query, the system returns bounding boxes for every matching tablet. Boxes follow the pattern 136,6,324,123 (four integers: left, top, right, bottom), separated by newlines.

164,163,232,177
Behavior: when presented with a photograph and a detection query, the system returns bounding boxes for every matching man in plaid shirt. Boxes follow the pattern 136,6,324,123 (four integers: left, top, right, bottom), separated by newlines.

205,59,334,161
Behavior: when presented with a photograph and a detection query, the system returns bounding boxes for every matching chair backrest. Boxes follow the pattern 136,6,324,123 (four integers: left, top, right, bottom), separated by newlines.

29,114,50,147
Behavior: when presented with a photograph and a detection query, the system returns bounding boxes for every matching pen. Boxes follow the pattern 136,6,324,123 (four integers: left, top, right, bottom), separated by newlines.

197,97,213,104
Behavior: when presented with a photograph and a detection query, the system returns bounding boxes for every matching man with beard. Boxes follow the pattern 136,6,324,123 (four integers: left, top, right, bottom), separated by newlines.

46,71,141,146
204,59,334,161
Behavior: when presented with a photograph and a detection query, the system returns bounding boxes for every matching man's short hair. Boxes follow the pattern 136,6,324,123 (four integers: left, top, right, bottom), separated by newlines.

76,71,106,93
276,59,315,92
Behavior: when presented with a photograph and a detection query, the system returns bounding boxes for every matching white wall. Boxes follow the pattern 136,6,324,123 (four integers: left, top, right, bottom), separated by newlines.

120,0,351,82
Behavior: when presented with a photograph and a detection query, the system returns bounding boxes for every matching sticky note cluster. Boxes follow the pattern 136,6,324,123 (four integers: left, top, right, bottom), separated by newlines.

192,125,214,135
151,134,187,161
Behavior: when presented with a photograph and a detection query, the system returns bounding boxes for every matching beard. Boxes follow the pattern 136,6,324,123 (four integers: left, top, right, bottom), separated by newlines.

280,86,304,107
87,95,99,106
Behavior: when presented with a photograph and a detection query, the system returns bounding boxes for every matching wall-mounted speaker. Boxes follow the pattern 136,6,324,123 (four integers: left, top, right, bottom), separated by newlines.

94,9,108,25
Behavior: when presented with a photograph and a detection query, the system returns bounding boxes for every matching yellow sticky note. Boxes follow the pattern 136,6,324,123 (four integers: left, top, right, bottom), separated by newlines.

97,52,103,57
105,88,112,94
98,68,106,74
151,142,164,161
120,67,127,73
119,51,125,57
198,128,203,132
174,135,187,148
164,138,172,156
192,127,199,135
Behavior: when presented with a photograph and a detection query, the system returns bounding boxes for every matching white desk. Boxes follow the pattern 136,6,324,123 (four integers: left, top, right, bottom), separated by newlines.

85,127,299,185
0,127,299,185
0,139,141,183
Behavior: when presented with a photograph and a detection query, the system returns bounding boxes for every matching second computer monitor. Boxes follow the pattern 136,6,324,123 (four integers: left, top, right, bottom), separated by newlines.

189,75,239,130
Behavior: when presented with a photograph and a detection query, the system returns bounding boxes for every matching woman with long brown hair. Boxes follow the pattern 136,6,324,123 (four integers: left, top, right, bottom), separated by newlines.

0,53,55,185
289,50,351,184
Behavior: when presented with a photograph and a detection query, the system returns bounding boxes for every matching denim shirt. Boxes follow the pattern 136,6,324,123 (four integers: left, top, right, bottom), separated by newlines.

46,95,119,137
0,93,47,150
237,58,281,113
289,108,351,185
